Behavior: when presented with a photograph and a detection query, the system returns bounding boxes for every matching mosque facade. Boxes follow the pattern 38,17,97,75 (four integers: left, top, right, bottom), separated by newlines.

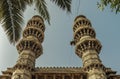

0,15,120,79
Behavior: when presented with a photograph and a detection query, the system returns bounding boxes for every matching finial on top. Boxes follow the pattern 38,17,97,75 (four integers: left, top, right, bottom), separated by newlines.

74,15,86,21
32,15,44,22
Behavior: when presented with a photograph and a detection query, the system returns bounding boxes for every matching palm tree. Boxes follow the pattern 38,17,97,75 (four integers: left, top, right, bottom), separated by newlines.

0,0,72,44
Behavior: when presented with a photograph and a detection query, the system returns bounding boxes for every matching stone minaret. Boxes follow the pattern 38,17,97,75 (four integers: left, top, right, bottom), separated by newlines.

11,15,45,79
72,15,107,79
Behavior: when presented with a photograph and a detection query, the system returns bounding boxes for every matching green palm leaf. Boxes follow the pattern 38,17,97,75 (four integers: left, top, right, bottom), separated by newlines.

34,0,50,24
0,0,23,44
0,7,2,21
12,0,33,11
0,0,72,44
24,0,33,5
0,2,4,22
50,0,72,12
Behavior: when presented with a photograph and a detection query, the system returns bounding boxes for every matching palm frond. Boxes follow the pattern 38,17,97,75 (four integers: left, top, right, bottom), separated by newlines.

0,2,3,21
50,0,72,12
34,0,50,24
12,0,33,11
0,11,2,21
0,0,23,44
24,0,33,5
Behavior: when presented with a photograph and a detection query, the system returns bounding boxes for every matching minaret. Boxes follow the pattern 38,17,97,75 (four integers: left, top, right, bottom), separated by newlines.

72,15,107,79
11,15,45,79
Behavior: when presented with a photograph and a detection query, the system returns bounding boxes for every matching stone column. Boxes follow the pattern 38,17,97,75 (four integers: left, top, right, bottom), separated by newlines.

72,15,107,79
62,75,65,79
44,74,47,79
71,74,74,79
35,74,38,79
53,74,56,79
11,15,45,79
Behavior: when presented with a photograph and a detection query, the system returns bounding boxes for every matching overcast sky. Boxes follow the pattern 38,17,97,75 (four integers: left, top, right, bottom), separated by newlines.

0,0,120,75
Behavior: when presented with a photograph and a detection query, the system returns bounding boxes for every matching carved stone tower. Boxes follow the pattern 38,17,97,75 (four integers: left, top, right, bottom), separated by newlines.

1,15,120,79
11,15,45,79
72,15,107,79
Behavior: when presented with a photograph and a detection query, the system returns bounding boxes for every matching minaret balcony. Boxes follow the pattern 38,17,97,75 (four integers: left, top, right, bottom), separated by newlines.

26,20,45,32
27,15,45,32
74,27,96,43
75,38,102,58
23,27,44,43
16,38,43,58
73,16,92,32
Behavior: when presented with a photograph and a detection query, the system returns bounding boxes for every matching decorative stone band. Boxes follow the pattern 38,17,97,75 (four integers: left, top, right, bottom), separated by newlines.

73,17,92,32
83,63,106,72
75,38,102,58
82,53,101,67
34,67,85,73
1,67,120,79
13,63,34,72
27,15,45,32
74,26,96,43
12,71,31,79
16,38,43,58
26,19,45,32
23,27,44,43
